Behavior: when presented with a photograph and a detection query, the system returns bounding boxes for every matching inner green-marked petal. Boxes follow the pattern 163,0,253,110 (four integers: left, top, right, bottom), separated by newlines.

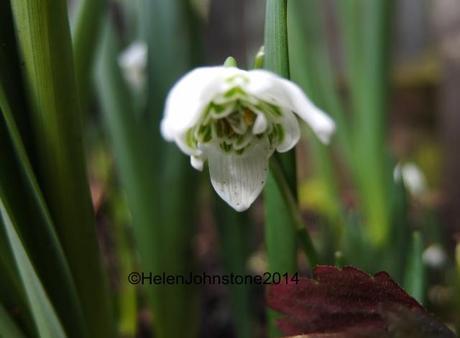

187,92,289,157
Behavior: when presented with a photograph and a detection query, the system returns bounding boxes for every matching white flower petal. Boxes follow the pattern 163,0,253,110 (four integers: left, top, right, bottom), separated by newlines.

275,110,300,153
173,131,201,157
279,78,335,144
160,66,245,141
191,155,204,171
205,138,273,211
252,113,268,134
244,70,335,144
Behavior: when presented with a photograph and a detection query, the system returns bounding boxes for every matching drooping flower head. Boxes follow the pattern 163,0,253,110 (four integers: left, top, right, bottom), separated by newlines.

161,66,335,211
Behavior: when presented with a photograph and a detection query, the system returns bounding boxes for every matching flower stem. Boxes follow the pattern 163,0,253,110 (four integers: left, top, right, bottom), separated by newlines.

264,0,290,78
263,1,298,336
269,157,318,267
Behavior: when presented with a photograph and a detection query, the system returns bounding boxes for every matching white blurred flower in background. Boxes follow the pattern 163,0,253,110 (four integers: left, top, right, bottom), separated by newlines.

118,41,148,90
422,244,447,269
161,66,335,211
394,162,427,197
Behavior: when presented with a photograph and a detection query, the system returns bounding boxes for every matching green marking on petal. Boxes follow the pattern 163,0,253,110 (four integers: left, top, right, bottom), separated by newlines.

210,102,228,114
219,142,233,153
196,124,212,143
189,94,288,156
275,123,285,143
224,86,246,98
267,130,275,146
234,132,253,150
186,128,197,148
270,104,283,117
256,101,282,118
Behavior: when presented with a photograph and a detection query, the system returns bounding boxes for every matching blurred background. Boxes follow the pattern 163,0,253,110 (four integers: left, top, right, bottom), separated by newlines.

1,0,460,337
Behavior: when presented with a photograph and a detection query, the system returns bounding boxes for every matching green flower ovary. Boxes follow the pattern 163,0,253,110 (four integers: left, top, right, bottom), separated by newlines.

187,93,285,155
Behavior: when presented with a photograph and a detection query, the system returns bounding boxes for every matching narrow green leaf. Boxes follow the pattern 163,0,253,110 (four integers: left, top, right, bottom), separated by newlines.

338,0,394,246
287,0,346,254
403,231,425,304
0,210,34,337
72,0,106,109
215,202,253,338
141,0,201,130
0,199,66,338
111,194,137,337
386,173,411,281
263,1,298,337
0,0,32,147
0,91,86,338
0,303,26,338
288,0,352,159
96,19,160,306
0,2,87,335
96,19,199,338
140,1,203,336
10,1,114,336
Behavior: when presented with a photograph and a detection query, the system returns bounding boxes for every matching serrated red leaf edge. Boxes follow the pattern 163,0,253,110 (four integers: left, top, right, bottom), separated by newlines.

266,265,426,336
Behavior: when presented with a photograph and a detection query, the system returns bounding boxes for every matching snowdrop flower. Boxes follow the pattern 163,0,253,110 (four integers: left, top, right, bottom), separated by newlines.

393,162,427,197
118,41,148,90
161,66,335,211
422,244,447,269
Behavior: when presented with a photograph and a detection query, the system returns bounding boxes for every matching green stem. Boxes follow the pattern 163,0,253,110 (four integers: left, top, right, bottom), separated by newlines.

269,158,318,267
264,0,297,272
263,1,298,337
264,0,290,78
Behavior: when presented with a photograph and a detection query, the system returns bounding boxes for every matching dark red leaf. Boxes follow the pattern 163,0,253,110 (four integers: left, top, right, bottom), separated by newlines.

266,266,456,338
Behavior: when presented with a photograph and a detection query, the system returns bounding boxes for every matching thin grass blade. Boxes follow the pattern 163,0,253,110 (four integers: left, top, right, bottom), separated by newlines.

72,0,106,109
338,0,394,247
0,303,26,338
0,199,67,338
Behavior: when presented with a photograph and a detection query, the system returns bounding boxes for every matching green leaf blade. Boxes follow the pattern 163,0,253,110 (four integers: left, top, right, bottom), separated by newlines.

10,1,115,336
0,199,67,338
